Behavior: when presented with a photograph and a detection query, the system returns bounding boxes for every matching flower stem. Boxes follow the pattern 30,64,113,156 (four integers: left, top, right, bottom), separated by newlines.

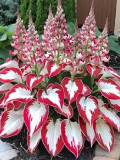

92,89,99,94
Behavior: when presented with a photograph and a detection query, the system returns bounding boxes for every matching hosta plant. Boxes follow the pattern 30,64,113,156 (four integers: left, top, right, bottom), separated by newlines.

0,0,120,158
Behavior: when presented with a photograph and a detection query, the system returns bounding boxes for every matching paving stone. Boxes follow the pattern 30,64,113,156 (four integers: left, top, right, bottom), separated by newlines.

114,130,120,140
95,144,120,160
93,157,116,160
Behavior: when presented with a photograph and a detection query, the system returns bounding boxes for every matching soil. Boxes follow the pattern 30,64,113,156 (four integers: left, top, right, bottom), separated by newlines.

1,126,95,160
108,52,120,69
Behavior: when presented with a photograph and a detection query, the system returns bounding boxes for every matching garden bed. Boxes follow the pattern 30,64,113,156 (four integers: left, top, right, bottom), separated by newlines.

1,126,95,160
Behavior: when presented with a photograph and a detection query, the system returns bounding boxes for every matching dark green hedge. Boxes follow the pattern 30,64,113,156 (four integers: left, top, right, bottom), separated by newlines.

20,0,76,34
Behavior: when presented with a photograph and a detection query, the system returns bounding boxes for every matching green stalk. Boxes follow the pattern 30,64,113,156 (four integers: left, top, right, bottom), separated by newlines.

92,89,99,94
71,74,75,82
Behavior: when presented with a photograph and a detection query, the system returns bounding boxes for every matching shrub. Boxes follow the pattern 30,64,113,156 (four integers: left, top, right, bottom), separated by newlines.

0,0,120,158
20,0,76,34
23,0,37,28
20,0,29,27
0,0,19,25
35,0,50,34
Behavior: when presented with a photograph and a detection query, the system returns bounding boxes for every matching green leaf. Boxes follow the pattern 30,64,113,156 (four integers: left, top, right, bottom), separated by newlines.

0,33,7,41
67,22,75,35
6,24,15,32
108,39,120,54
39,35,42,41
96,26,101,37
0,58,4,64
0,48,11,60
0,26,5,34
109,35,118,41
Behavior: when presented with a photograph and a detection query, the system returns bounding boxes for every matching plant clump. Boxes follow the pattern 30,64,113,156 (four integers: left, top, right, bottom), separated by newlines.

0,0,120,158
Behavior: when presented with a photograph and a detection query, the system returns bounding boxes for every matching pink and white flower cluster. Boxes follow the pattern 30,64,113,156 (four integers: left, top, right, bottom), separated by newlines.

0,0,120,158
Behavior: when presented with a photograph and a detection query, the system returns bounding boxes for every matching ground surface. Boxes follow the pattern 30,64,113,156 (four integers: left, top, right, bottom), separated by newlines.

1,126,95,160
108,52,120,69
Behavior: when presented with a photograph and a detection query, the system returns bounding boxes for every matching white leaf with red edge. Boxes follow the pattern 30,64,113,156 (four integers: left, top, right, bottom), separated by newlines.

86,64,101,76
62,78,83,104
26,73,43,90
100,106,120,132
47,61,62,77
24,99,49,136
109,99,120,111
61,119,84,158
55,103,73,119
0,110,24,137
41,118,64,156
0,58,19,69
37,83,64,109
77,95,99,124
79,117,95,147
0,83,13,94
82,84,91,96
98,78,120,99
94,118,114,152
108,67,120,80
0,68,22,83
0,95,5,108
27,128,41,153
4,84,33,105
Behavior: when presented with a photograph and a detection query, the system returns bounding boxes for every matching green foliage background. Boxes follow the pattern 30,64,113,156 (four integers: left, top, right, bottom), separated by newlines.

20,0,76,34
0,0,20,26
0,24,15,64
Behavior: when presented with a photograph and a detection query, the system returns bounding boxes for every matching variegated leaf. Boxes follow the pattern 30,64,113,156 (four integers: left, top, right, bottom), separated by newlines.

37,83,64,109
26,73,43,90
100,106,120,132
62,77,83,104
13,101,23,109
41,118,64,156
108,67,120,80
24,99,49,136
82,84,91,96
0,83,13,94
55,103,73,119
109,99,120,111
86,64,101,77
0,110,24,137
0,58,19,69
4,84,33,105
6,103,14,111
0,68,22,83
98,78,120,99
0,95,5,108
77,95,99,124
94,118,114,152
27,128,41,153
47,61,62,77
61,119,84,158
78,117,95,147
